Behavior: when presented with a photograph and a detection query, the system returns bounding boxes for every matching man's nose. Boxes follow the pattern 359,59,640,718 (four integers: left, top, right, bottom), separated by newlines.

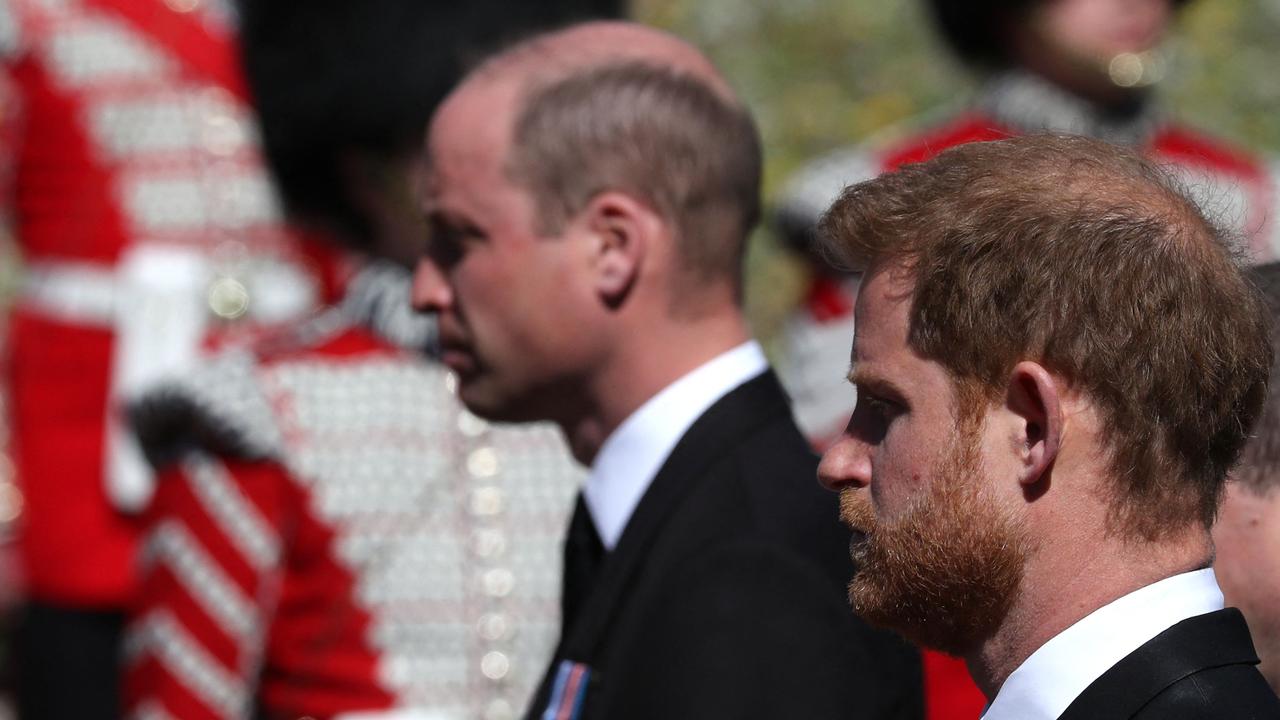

817,433,871,493
411,257,452,314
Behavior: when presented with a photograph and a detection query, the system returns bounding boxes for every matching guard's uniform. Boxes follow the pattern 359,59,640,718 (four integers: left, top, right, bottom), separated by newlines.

774,70,1280,720
0,0,334,611
775,69,1280,448
123,266,583,720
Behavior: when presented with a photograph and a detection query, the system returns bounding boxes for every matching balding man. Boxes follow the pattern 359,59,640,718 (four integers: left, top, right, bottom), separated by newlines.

413,20,922,720
818,134,1280,719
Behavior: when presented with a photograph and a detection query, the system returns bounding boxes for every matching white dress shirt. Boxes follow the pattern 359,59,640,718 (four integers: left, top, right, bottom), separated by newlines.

982,568,1225,720
582,341,768,550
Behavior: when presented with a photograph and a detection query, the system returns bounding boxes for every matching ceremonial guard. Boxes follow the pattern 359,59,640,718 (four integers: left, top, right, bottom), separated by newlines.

0,0,337,714
122,2,621,718
773,1,1278,718
123,265,584,720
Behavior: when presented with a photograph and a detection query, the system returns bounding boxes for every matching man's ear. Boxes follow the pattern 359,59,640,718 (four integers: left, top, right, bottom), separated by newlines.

580,191,651,307
1006,361,1063,492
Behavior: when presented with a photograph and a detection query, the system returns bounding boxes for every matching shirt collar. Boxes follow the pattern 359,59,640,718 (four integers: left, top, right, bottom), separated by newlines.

983,568,1225,720
583,341,768,549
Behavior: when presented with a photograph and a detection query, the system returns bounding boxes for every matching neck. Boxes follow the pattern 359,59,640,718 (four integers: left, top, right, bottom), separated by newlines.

561,308,752,465
966,522,1213,698
1214,484,1280,693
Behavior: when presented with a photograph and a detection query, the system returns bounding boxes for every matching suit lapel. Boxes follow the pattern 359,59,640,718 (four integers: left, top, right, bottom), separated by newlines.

1057,608,1261,720
525,371,793,719
560,370,792,660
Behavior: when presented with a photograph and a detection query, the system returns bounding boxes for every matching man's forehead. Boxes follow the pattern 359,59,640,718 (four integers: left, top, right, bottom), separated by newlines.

429,77,519,161
846,268,921,387
854,269,912,332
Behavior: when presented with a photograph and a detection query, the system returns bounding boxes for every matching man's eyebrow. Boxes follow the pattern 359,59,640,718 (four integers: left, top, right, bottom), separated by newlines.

844,336,859,385
850,366,907,401
422,203,461,225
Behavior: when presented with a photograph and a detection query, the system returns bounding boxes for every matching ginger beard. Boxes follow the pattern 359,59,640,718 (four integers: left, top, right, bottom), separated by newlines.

839,420,1029,657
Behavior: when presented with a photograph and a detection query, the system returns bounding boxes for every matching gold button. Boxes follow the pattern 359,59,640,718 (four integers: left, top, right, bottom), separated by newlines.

467,447,500,478
481,568,515,598
485,699,515,720
207,277,250,320
469,487,505,517
472,529,507,558
1108,53,1145,88
203,115,243,157
481,650,510,681
476,613,510,641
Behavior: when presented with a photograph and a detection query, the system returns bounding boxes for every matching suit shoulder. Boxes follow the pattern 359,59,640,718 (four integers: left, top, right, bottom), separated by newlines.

1064,609,1278,720
1136,664,1280,719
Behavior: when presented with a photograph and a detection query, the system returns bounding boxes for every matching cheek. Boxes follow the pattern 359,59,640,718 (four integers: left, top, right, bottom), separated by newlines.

480,267,580,363
455,250,536,324
524,249,595,339
871,422,936,512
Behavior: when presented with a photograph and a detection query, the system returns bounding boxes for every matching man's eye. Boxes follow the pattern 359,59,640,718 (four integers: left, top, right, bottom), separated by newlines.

848,392,895,444
857,393,900,422
426,218,481,267
425,234,461,267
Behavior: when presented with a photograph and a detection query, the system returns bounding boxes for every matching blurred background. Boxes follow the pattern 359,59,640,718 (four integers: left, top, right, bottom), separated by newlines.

2,0,1279,353
632,0,1280,344
1,0,1279,717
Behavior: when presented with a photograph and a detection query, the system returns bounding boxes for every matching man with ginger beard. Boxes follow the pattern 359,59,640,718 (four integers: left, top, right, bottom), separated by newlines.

817,133,1280,719
413,20,922,720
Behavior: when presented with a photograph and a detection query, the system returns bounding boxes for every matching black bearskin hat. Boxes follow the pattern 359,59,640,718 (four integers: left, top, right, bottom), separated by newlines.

238,0,627,245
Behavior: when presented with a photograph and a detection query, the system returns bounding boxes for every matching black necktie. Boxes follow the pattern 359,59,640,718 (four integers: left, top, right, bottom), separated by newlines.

562,493,606,633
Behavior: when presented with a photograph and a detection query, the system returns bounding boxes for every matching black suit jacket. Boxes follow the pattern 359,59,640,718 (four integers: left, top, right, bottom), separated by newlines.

525,371,922,720
1059,608,1280,720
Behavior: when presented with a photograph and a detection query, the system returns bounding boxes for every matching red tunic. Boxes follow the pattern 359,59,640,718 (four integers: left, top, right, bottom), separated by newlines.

124,278,583,720
0,0,337,608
